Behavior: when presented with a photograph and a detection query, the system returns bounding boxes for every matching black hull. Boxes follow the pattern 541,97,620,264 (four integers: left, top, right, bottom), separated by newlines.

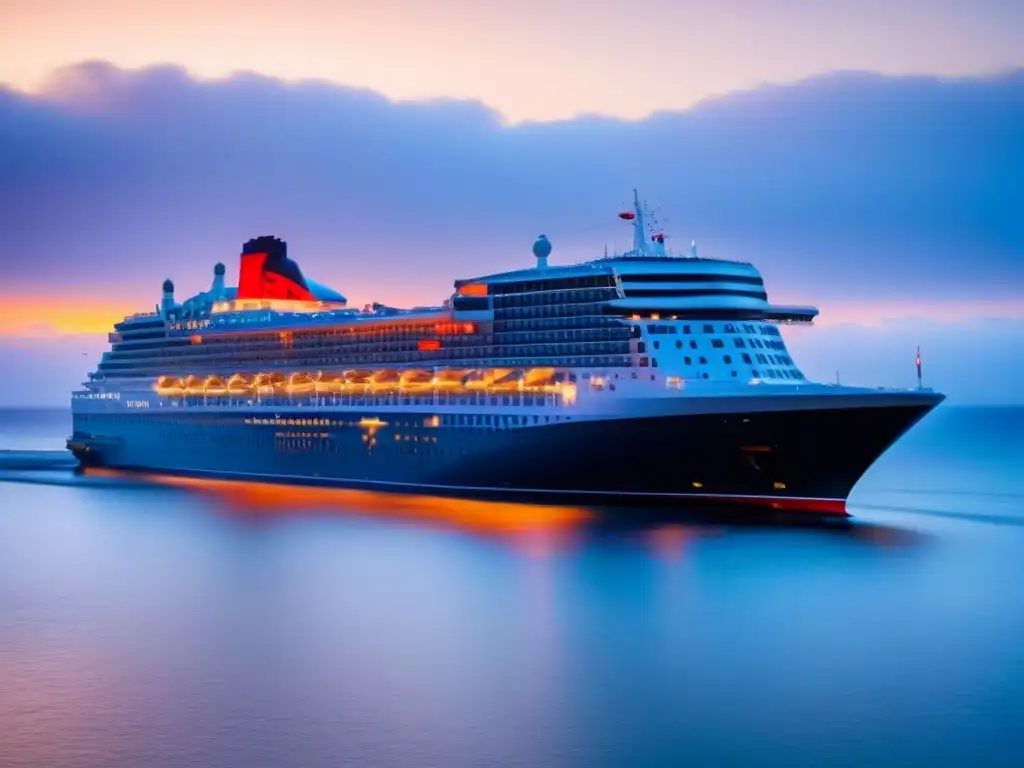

69,399,940,516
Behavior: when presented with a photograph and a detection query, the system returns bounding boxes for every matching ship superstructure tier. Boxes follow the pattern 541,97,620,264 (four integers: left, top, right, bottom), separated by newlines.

69,192,944,514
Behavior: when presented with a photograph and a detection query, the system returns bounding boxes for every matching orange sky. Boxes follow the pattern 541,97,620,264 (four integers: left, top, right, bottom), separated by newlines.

2,0,1022,122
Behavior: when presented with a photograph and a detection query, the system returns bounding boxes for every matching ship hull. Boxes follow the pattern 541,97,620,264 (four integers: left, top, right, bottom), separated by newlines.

67,396,941,516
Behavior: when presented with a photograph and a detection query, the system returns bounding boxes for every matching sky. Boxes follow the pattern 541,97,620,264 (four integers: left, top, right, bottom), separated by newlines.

0,0,1022,405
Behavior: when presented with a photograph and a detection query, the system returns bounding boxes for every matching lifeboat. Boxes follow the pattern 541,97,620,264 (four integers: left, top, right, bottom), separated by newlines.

490,369,524,390
433,368,468,388
155,375,186,394
370,369,400,390
251,373,276,394
400,369,433,389
315,372,346,393
523,367,557,388
227,373,253,393
183,374,205,393
287,372,317,393
344,369,373,385
461,370,487,389
204,376,227,395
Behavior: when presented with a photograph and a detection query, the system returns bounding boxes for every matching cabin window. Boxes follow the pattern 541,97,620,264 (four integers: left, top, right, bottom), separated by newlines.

699,356,707,364
683,325,691,334
653,341,660,350
711,339,724,348
689,340,697,349
701,372,709,379
684,356,692,365
703,324,714,333
742,353,753,364
723,355,732,364
652,358,658,367
675,340,682,349
734,338,746,348
752,370,759,378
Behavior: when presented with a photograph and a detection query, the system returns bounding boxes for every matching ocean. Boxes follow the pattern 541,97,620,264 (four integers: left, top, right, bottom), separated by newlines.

1,405,1022,767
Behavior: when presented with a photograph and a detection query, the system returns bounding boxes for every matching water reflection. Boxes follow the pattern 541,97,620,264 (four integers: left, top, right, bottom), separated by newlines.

77,468,922,554
83,468,592,538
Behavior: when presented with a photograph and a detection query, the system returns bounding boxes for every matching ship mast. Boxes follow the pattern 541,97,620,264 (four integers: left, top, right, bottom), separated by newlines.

631,189,647,255
617,190,670,257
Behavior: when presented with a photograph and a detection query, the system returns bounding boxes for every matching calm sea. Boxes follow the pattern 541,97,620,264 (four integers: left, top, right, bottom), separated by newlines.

1,406,1022,767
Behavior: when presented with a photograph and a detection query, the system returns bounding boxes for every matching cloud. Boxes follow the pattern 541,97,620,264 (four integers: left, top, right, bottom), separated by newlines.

0,62,1022,407
0,61,1021,312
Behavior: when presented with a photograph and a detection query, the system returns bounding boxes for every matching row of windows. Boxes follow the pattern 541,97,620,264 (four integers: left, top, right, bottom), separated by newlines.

648,336,788,356
469,274,613,295
493,288,618,309
645,322,780,336
110,326,637,363
77,411,571,431
99,345,637,375
624,288,768,301
99,355,638,378
494,302,611,322
621,272,764,286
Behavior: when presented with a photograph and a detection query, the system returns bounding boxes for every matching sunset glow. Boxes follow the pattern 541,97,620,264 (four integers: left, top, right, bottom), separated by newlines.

2,0,1022,122
0,295,139,337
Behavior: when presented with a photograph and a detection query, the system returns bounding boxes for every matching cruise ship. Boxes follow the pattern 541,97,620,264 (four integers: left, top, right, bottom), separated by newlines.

68,192,944,515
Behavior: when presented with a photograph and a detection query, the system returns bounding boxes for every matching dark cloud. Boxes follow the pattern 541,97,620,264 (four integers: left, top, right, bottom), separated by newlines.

0,61,1022,308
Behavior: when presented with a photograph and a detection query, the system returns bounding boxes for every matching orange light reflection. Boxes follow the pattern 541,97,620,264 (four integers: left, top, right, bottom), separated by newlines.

84,469,593,538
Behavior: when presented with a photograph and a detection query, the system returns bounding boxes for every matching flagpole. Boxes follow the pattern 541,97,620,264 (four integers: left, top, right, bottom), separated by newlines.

916,346,922,390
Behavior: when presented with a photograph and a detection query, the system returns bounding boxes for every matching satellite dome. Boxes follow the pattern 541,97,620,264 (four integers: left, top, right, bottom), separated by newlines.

214,262,226,276
532,235,552,260
162,279,175,294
